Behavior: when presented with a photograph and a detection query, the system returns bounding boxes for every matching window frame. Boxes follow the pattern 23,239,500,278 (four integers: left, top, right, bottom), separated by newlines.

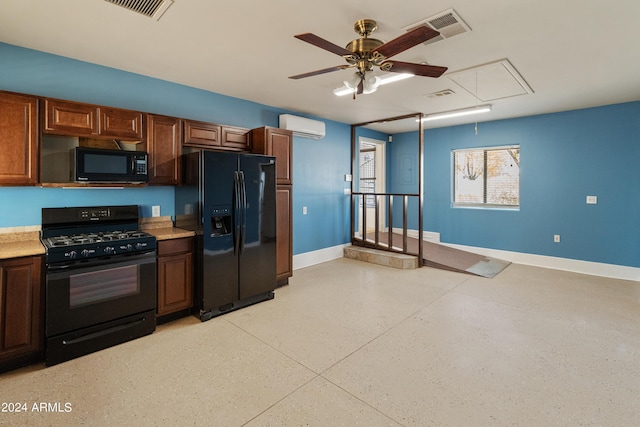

451,145,520,210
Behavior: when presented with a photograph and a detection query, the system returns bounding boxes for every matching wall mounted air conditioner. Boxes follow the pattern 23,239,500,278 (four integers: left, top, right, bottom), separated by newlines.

279,114,326,139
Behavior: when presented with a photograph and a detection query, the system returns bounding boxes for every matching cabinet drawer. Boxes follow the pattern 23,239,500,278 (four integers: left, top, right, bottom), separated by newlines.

157,237,193,256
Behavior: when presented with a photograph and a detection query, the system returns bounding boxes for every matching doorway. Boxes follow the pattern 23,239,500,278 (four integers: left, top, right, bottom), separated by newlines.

358,137,386,237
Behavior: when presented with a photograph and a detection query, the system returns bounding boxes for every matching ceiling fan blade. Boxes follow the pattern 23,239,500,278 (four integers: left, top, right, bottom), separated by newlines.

289,65,349,80
294,33,354,57
380,61,448,78
372,25,440,59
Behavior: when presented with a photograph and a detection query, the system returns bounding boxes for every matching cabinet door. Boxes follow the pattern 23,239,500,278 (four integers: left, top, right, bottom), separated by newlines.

251,127,292,185
269,129,292,185
276,186,293,283
221,126,250,151
157,239,193,316
147,114,181,185
0,257,42,363
0,92,38,185
183,120,221,148
100,107,144,139
43,99,98,136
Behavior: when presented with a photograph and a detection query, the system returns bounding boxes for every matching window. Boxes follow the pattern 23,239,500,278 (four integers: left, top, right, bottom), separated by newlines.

452,145,520,208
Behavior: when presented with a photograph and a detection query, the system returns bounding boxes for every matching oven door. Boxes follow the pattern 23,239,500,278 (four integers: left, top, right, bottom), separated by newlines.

46,251,157,337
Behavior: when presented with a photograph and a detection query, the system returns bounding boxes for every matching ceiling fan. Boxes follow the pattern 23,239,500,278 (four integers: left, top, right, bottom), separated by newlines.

289,19,448,97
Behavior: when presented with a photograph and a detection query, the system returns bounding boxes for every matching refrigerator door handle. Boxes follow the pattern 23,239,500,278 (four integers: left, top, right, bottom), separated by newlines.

233,171,242,256
239,171,247,254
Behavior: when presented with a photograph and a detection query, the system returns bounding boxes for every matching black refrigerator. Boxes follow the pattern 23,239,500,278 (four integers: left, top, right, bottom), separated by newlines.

175,150,277,321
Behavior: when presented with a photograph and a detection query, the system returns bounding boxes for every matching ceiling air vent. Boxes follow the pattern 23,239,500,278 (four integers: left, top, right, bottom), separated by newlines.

426,89,456,98
104,0,173,20
403,9,471,45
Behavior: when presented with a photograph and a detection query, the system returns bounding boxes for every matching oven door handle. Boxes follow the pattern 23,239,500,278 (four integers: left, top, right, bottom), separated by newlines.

46,250,157,275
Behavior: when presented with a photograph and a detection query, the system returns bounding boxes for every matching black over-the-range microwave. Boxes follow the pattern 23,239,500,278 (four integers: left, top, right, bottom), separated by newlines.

71,147,149,183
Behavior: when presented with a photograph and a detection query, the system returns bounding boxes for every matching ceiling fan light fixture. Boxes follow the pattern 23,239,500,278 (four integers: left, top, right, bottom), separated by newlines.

334,86,356,96
362,75,381,94
343,72,361,90
420,104,492,122
334,72,411,96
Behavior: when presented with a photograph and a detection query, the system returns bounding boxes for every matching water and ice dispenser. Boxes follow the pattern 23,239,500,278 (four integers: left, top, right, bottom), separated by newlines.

210,206,232,237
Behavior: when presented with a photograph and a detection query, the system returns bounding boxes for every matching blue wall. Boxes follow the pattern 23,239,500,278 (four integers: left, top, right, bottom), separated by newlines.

3,42,639,267
0,43,352,255
389,102,640,268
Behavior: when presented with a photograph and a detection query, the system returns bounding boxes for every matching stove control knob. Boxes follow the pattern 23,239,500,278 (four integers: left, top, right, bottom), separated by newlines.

104,246,115,255
67,250,77,259
81,249,91,257
136,242,147,250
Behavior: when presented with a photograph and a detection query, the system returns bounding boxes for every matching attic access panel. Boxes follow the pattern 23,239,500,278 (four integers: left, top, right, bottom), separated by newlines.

447,59,533,102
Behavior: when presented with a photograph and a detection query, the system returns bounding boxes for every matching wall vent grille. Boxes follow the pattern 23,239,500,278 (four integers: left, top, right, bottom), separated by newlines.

104,0,173,20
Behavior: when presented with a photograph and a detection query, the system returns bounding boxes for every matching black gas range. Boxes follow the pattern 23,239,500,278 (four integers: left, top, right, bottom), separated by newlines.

41,205,157,366
41,205,156,266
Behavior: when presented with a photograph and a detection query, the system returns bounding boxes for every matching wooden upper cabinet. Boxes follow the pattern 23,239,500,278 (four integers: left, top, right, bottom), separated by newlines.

221,126,250,151
183,120,221,148
145,114,181,185
43,99,98,136
43,99,143,140
100,107,144,139
183,120,250,152
0,92,38,185
251,127,292,185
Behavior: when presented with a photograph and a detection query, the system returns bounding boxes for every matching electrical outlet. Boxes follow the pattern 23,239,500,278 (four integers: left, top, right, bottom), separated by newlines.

586,196,598,204
152,205,160,217
554,234,560,243
302,206,308,215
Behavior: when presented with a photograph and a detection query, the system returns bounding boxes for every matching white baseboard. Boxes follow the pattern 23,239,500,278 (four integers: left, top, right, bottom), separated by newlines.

293,243,350,271
443,242,640,282
293,236,640,281
391,228,440,242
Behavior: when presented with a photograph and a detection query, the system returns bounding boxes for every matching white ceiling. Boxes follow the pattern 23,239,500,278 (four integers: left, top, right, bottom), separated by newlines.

2,0,640,133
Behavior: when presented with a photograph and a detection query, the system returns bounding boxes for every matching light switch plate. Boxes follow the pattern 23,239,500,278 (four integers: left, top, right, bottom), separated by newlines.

586,196,597,205
152,205,161,217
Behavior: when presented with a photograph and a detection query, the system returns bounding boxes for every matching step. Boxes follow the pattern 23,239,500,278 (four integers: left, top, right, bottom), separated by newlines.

344,246,419,269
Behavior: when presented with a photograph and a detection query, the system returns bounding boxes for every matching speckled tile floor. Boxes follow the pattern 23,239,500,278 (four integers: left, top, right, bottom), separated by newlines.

2,258,639,426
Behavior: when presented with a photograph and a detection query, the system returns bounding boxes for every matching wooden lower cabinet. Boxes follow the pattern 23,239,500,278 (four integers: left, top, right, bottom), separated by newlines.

276,185,293,284
0,256,43,372
157,237,193,317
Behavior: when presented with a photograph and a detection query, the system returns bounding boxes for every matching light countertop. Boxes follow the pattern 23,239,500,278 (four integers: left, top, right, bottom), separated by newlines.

0,230,45,260
140,216,195,241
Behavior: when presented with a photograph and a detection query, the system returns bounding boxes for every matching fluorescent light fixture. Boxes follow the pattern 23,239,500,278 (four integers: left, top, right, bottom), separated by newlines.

378,73,413,86
333,73,414,96
420,104,492,122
